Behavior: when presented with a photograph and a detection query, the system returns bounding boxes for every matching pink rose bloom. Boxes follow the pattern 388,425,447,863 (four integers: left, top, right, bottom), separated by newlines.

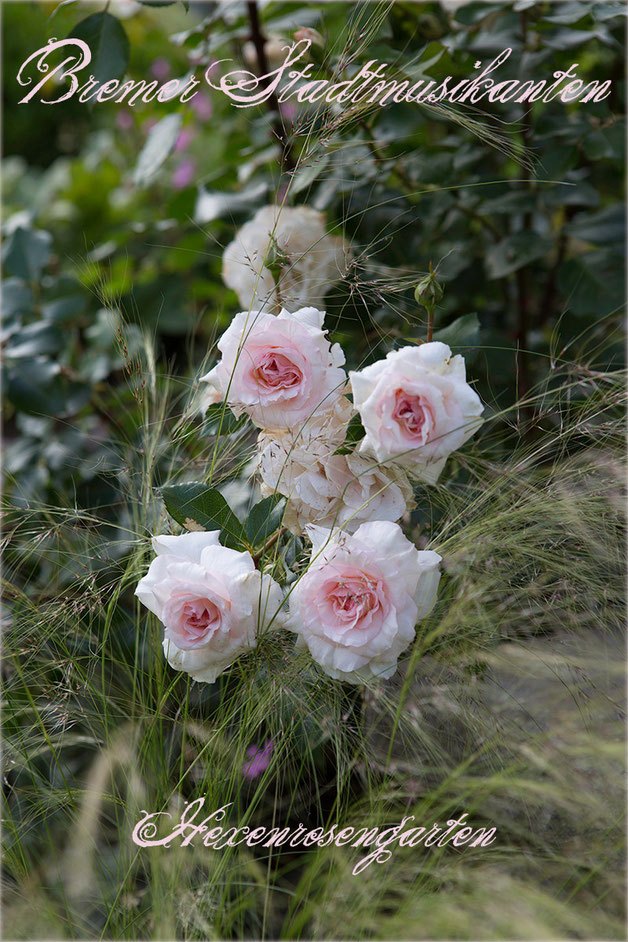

135,532,284,684
349,342,483,484
243,739,274,779
288,522,441,683
200,307,347,431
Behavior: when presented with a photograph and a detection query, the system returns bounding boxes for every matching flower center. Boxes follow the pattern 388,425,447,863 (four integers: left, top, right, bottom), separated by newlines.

392,389,429,442
329,578,380,626
254,351,302,391
180,597,221,643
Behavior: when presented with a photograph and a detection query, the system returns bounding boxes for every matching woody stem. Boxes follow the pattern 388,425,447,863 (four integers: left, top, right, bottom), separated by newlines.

246,1,296,175
253,527,287,565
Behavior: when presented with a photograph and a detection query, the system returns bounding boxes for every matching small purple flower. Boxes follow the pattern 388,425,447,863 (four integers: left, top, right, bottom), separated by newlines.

172,158,196,189
175,127,196,153
190,91,213,121
151,57,171,81
116,110,134,131
242,739,274,779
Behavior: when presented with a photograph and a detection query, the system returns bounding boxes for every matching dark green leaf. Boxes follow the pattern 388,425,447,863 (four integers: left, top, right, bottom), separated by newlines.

160,482,247,550
334,412,365,455
134,113,182,187
42,295,87,324
6,357,90,417
6,321,65,358
558,250,624,317
70,12,130,85
565,205,625,246
202,401,248,436
542,1,589,22
486,232,553,279
433,313,480,351
583,130,614,161
478,192,536,215
2,278,34,318
245,495,286,548
3,228,52,281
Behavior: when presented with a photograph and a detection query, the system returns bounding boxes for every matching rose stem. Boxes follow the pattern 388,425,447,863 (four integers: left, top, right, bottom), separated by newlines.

246,1,296,175
253,526,287,566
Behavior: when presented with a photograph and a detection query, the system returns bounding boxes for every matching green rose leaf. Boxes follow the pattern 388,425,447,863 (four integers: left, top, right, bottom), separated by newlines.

433,313,480,351
565,205,626,246
202,401,248,436
5,322,65,359
3,278,34,318
245,494,286,548
160,482,247,551
42,295,87,325
3,228,52,282
70,12,130,86
6,357,90,417
334,412,365,455
486,232,553,280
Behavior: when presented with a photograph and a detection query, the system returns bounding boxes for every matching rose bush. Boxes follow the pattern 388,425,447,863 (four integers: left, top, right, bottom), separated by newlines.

135,531,284,683
287,522,441,683
349,342,484,484
201,305,347,429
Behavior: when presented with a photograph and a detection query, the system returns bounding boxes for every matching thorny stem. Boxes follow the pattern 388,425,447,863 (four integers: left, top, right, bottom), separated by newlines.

246,1,296,176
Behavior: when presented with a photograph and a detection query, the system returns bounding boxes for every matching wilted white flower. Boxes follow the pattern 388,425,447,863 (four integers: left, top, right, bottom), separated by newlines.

288,522,441,683
258,432,414,534
135,532,284,684
222,205,348,314
349,342,483,484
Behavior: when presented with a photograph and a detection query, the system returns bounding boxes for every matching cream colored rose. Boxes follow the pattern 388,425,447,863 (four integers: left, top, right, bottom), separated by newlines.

222,205,348,314
288,522,441,683
349,342,483,484
135,532,284,684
